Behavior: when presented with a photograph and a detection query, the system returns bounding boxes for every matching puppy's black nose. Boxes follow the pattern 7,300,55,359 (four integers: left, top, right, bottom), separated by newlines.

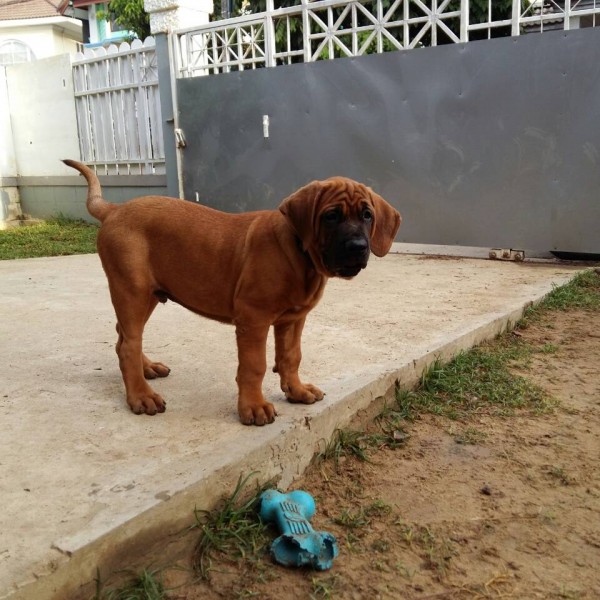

345,238,369,253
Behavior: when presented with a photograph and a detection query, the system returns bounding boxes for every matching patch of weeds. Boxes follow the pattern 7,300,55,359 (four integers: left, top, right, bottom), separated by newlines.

333,499,391,530
395,561,415,579
310,574,339,599
543,465,575,486
334,507,371,529
318,428,388,466
235,590,261,599
343,531,363,553
538,343,559,354
538,510,558,526
520,269,600,327
421,527,456,576
340,477,366,501
541,269,600,311
365,499,392,517
371,539,390,553
192,473,274,580
398,523,416,546
93,569,166,600
0,217,98,260
557,585,585,599
395,339,554,421
371,558,390,571
453,426,487,445
374,402,413,446
395,522,455,577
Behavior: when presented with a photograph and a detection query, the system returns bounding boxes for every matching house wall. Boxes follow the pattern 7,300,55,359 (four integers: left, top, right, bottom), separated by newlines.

0,17,82,60
0,66,16,177
0,65,20,225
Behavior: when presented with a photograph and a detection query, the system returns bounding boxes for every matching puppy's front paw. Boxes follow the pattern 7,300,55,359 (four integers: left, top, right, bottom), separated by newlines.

284,382,325,405
238,398,277,426
127,389,166,415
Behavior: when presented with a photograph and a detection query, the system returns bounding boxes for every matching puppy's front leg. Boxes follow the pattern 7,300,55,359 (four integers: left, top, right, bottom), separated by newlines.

235,323,277,425
117,330,166,415
274,318,324,405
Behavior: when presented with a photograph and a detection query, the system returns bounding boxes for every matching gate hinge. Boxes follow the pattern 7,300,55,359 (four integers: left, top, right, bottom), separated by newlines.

489,248,525,262
175,128,186,149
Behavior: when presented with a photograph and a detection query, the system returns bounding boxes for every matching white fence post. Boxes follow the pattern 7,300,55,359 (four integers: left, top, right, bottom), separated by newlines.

265,0,276,67
512,0,521,37
460,0,469,42
564,0,572,31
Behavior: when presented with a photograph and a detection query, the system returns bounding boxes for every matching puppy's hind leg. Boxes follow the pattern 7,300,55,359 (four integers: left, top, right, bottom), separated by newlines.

111,287,167,415
117,295,171,380
142,296,171,379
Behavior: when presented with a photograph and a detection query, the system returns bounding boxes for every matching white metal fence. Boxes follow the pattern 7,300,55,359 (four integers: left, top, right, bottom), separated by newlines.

72,37,165,175
174,0,600,77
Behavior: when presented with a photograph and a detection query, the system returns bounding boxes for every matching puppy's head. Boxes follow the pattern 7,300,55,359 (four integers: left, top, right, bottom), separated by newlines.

279,177,401,278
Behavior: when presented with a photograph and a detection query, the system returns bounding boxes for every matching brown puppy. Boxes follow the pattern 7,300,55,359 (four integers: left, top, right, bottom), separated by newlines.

64,160,401,425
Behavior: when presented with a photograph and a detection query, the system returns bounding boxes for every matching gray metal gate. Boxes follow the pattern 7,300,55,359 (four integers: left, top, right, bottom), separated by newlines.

173,24,600,253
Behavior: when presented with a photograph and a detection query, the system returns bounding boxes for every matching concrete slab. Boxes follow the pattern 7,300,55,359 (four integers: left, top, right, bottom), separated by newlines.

0,248,581,600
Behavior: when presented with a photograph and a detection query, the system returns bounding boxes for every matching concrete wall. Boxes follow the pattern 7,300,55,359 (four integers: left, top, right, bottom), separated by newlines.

19,177,168,222
6,54,81,177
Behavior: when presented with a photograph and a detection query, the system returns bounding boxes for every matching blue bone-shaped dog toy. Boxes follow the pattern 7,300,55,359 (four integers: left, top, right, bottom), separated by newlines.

259,489,338,570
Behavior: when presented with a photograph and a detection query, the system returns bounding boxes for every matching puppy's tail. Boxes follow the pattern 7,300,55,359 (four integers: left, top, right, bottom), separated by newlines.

62,159,114,223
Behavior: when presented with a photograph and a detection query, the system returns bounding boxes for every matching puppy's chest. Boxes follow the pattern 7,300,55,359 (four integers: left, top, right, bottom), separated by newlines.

276,279,327,324
276,302,316,324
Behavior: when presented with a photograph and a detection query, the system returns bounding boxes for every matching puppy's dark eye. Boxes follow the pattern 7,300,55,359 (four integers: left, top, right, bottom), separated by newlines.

362,208,373,221
323,209,342,224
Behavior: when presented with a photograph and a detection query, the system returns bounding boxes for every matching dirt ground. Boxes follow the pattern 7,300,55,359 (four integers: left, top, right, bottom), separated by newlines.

166,304,600,600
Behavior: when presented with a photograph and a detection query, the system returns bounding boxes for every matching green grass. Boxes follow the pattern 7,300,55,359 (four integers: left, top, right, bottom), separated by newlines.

192,473,274,580
0,216,98,260
316,424,410,468
453,426,487,445
318,429,382,464
390,269,600,422
394,341,554,421
310,574,339,599
333,500,392,530
522,269,600,321
93,569,167,600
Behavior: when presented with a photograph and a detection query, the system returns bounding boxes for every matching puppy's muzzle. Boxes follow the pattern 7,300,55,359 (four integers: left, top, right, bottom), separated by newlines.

332,236,370,278
345,237,369,256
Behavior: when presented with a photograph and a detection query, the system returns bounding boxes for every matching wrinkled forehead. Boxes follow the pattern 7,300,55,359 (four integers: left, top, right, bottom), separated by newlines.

320,177,371,209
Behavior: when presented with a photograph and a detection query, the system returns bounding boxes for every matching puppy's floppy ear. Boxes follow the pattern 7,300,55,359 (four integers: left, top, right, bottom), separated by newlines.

369,190,401,257
279,181,324,251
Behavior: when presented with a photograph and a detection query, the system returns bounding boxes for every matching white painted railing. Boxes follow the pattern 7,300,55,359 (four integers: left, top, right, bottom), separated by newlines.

72,37,165,175
173,0,600,78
